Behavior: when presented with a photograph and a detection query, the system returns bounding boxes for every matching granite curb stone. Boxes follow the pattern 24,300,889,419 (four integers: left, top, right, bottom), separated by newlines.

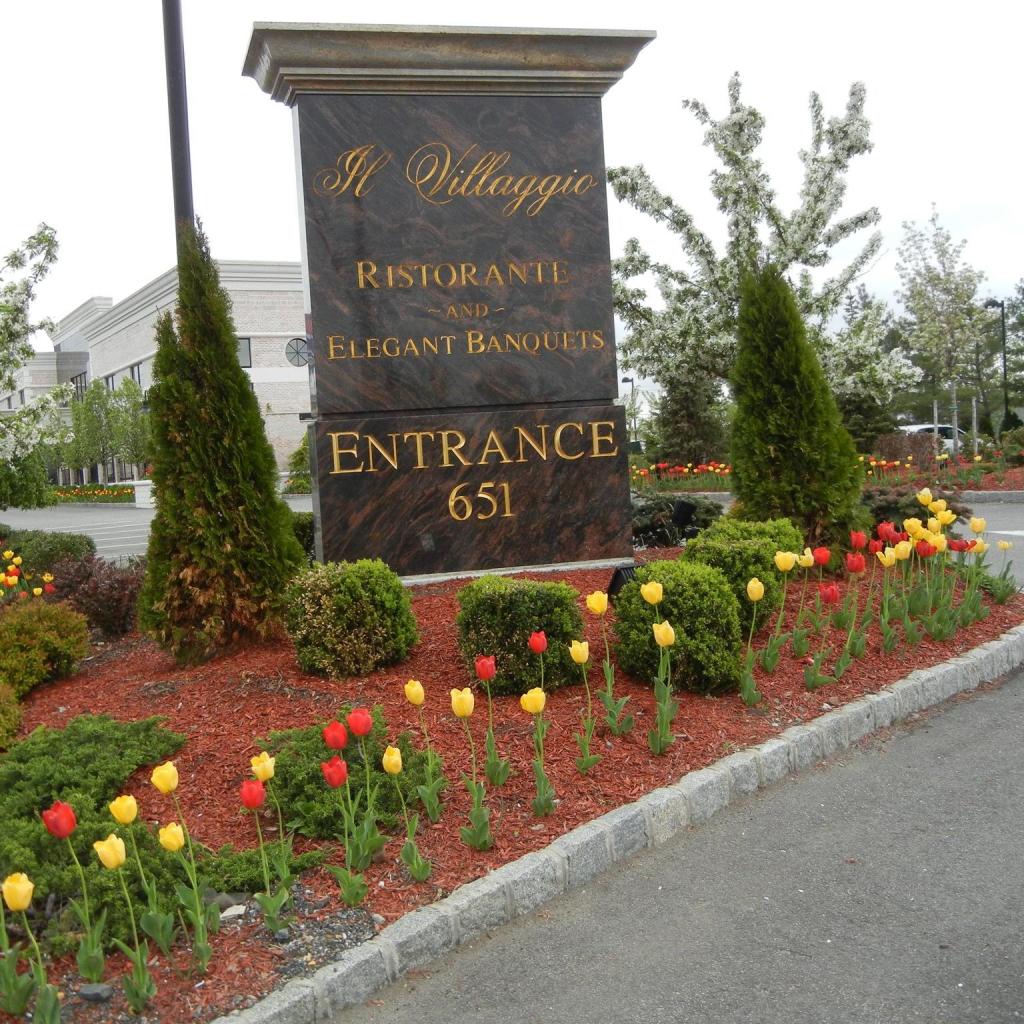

212,626,1024,1023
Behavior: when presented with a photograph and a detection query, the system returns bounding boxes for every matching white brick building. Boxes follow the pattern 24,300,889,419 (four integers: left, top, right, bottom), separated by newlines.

1,261,311,477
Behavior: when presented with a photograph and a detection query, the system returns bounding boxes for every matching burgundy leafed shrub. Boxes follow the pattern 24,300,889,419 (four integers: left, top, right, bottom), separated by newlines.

51,554,145,637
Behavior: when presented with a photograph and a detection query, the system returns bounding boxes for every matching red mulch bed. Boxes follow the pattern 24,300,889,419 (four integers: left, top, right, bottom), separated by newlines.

7,551,1024,1023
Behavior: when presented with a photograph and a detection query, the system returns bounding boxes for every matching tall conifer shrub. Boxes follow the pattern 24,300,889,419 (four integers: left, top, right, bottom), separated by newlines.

730,265,860,543
139,225,304,662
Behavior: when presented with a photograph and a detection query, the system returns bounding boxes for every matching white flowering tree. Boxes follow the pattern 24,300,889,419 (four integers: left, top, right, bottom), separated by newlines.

0,224,71,508
609,73,883,399
895,208,987,447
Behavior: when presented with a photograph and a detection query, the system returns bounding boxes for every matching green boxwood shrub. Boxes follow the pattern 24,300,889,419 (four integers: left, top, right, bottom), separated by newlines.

285,559,418,678
613,560,742,694
683,517,804,628
455,576,583,696
0,599,90,698
260,705,437,839
0,715,185,949
3,529,96,572
0,682,21,750
289,510,315,561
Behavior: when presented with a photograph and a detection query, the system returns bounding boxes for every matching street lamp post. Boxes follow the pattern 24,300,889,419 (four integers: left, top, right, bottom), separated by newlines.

621,376,636,443
983,298,1009,429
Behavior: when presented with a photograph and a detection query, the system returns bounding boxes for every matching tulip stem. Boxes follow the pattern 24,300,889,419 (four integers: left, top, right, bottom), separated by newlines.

118,869,141,952
268,784,286,852
392,777,411,834
773,574,789,637
171,794,198,879
66,837,92,926
18,912,45,978
358,738,372,815
125,828,153,907
462,719,479,786
416,707,434,786
579,662,594,725
253,812,271,896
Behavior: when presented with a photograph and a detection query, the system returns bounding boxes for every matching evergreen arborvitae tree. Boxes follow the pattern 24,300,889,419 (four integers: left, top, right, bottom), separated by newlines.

139,225,304,663
730,265,861,543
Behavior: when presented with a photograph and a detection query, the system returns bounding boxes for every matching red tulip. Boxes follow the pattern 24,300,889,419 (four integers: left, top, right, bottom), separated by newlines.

528,630,547,654
876,521,897,543
347,707,373,738
868,539,883,554
42,800,77,839
7,566,19,577
849,530,867,550
812,547,831,566
43,583,56,594
322,720,349,750
474,655,496,681
239,778,266,809
818,582,841,607
845,552,866,574
898,531,910,543
916,540,937,558
321,756,348,788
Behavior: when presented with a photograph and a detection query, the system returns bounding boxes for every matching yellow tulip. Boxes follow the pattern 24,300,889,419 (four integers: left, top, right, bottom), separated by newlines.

903,518,923,537
974,454,983,462
32,587,42,597
150,761,178,794
640,581,663,605
250,751,276,782
928,499,947,514
652,620,676,647
970,517,986,534
972,540,990,556
158,822,185,852
41,573,53,583
746,578,765,602
927,517,941,534
93,834,126,870
938,509,957,526
773,551,797,572
894,540,913,561
382,746,403,775
569,639,589,664
916,487,933,507
519,687,546,715
450,687,474,718
109,795,138,825
0,550,12,561
404,679,425,706
2,873,34,912
998,540,1012,551
11,557,21,567
932,533,948,553
797,547,815,569
876,547,897,569
585,591,608,616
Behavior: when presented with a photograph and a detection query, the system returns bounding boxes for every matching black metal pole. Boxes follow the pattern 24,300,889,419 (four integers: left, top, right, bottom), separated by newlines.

162,0,194,244
1000,300,1009,423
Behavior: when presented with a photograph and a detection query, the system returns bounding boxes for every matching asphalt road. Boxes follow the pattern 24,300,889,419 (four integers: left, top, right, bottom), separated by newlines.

334,672,1024,1024
0,496,1021,564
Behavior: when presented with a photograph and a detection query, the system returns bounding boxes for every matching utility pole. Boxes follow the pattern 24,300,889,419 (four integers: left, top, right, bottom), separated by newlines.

162,0,195,245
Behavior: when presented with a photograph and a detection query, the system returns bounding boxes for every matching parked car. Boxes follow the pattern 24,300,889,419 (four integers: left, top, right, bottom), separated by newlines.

899,423,968,452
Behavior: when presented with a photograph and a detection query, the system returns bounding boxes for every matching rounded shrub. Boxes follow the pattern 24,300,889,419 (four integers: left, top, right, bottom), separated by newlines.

285,559,418,678
0,683,21,750
613,560,741,694
50,554,145,638
455,576,583,696
683,517,804,628
0,600,90,698
4,529,96,572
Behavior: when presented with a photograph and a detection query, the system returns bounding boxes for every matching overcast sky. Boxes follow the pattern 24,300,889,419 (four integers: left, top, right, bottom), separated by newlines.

3,1,1021,352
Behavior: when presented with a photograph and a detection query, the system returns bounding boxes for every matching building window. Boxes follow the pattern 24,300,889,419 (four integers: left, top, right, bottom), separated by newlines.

104,374,116,391
71,373,88,402
130,363,143,385
18,389,25,406
285,337,310,367
237,337,252,368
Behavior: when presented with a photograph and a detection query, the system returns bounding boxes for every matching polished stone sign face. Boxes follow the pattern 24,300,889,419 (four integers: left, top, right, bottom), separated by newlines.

244,24,653,575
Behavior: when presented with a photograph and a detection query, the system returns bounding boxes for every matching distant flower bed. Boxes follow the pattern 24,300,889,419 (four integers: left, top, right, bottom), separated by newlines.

50,485,135,504
630,461,732,492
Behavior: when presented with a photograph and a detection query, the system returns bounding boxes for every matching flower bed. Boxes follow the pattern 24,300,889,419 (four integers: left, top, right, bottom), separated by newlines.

2,536,1023,1023
49,485,135,505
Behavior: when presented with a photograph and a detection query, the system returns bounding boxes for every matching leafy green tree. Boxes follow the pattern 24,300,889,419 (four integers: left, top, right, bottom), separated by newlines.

110,379,150,476
895,208,987,449
730,265,860,543
0,224,70,507
609,74,881,392
138,225,304,663
641,371,730,465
